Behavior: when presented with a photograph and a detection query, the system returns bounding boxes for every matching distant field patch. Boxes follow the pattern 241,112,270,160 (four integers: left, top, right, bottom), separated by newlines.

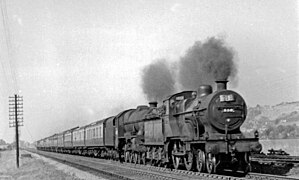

260,139,299,156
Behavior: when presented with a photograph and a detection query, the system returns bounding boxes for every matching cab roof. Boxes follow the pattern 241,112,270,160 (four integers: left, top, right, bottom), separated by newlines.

163,91,194,102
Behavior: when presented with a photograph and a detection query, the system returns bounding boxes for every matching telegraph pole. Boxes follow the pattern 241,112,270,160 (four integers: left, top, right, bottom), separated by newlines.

9,94,23,168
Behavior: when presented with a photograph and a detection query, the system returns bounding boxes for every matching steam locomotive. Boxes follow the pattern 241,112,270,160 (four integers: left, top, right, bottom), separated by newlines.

37,80,262,174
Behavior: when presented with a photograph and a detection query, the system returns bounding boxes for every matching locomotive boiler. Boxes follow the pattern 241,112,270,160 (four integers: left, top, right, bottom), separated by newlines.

161,80,262,173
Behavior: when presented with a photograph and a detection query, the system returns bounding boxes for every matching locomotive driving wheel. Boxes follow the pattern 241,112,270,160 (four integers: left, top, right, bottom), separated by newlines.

133,152,139,164
241,152,251,174
206,153,216,174
184,150,194,171
129,152,134,163
196,149,206,172
158,147,164,167
124,151,129,162
125,151,132,163
171,142,182,169
141,152,146,165
150,147,156,165
137,152,141,164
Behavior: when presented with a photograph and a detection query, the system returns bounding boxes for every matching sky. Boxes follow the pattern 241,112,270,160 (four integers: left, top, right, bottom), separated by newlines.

0,0,298,143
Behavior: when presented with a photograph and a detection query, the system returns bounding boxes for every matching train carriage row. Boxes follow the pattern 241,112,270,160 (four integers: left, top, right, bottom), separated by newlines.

37,80,262,174
37,116,116,154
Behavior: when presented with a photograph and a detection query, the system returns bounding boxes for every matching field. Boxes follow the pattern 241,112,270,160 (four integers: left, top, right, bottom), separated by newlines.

260,139,299,156
0,150,103,180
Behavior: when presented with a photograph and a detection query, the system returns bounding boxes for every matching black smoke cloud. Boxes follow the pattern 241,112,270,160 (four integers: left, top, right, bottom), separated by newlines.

141,59,175,102
141,37,238,101
178,37,237,90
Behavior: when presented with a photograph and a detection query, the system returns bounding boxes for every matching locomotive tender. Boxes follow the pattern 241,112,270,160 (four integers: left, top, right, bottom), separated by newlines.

37,80,262,174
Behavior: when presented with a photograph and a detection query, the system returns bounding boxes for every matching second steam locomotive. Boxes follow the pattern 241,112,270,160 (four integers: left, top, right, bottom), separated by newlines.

37,80,262,174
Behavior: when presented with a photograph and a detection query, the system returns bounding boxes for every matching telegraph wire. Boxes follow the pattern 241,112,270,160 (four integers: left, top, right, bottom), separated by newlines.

0,0,19,93
24,125,34,143
0,0,10,94
4,0,19,92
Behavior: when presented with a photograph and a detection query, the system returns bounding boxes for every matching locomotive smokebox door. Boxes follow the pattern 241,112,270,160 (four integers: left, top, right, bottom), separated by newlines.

208,90,247,132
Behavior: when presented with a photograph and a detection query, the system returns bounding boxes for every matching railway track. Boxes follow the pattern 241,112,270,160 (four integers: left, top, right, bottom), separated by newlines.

247,173,299,180
250,155,299,176
26,149,298,180
251,149,299,165
251,156,299,164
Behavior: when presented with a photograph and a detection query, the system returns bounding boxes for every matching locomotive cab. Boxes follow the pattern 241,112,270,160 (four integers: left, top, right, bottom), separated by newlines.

162,91,197,138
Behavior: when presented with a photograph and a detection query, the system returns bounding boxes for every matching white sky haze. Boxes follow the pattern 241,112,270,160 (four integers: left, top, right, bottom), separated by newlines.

0,0,298,143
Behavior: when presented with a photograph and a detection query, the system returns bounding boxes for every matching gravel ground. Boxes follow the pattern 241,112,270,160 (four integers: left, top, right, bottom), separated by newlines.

0,150,106,180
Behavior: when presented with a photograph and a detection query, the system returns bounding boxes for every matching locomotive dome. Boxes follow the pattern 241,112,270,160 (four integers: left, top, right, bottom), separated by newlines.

198,85,213,97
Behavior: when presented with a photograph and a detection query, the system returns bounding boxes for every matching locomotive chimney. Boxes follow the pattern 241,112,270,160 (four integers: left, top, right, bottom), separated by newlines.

149,101,158,107
215,80,228,91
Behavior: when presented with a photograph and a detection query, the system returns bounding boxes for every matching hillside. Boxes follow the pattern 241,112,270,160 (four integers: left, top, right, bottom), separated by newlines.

241,101,299,139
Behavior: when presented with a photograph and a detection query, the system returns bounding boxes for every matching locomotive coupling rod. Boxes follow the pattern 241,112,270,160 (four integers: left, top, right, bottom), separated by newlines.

172,152,186,157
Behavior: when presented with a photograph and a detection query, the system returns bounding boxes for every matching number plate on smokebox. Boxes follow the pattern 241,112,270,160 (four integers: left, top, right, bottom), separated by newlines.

220,94,234,102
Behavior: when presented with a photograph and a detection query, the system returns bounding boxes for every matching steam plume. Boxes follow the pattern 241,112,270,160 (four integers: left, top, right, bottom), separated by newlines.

141,59,175,102
178,37,237,89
